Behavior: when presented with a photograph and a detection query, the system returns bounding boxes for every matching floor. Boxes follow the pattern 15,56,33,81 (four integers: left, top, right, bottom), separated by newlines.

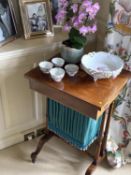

0,137,130,175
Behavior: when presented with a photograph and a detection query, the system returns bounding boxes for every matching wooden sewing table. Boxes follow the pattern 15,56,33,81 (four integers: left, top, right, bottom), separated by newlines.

25,64,131,175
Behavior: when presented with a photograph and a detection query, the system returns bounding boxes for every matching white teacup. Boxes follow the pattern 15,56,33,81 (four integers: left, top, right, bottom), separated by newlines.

50,67,65,82
65,64,79,77
39,61,53,74
51,57,65,67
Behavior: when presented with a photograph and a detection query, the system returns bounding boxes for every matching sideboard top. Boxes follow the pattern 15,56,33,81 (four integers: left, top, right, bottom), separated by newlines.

0,32,67,60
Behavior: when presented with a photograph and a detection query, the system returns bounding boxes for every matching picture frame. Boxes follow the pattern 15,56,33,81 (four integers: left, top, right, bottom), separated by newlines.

19,0,54,39
0,0,18,47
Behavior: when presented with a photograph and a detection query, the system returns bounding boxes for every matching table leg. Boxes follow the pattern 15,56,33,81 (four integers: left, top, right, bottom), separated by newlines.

100,102,114,157
31,128,53,163
85,102,114,175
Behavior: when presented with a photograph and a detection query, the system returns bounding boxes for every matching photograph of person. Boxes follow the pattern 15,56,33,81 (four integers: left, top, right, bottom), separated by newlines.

0,0,17,44
26,2,48,33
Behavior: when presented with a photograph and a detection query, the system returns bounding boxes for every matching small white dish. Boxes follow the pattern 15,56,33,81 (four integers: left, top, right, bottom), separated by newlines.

39,61,53,74
51,57,65,67
65,64,79,77
50,67,65,82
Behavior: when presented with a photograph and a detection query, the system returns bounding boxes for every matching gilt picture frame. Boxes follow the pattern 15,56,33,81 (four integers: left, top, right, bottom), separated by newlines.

19,0,54,39
0,0,17,47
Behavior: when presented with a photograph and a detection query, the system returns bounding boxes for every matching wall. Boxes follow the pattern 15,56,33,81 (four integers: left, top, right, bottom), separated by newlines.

95,0,110,50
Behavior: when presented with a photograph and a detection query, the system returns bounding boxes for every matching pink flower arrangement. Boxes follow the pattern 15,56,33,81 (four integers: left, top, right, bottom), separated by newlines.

55,0,100,49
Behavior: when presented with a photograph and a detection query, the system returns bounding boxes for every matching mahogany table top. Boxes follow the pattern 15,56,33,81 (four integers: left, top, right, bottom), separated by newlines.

25,67,131,120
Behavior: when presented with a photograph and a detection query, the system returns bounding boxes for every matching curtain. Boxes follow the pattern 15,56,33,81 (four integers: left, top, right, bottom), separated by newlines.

105,0,131,166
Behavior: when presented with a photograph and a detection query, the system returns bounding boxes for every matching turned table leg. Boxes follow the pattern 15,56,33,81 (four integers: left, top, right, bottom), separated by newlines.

31,129,53,163
85,102,114,175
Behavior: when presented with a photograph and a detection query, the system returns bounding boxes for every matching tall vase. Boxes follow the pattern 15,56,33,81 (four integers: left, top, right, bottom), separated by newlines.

60,44,84,64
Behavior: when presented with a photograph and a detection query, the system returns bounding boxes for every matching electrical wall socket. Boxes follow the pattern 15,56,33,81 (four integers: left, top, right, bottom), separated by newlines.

36,128,45,137
24,132,35,141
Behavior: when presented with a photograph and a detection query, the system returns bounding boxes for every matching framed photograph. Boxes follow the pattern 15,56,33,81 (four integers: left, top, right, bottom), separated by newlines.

19,0,54,39
0,0,17,47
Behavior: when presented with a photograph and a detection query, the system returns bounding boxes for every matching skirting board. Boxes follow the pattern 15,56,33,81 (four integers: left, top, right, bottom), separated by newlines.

0,123,46,150
0,133,24,150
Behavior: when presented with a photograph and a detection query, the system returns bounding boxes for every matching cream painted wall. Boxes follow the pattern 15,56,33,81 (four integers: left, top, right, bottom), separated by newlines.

95,0,110,50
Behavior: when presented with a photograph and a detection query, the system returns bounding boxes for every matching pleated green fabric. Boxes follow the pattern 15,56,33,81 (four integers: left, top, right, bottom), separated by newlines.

47,98,102,150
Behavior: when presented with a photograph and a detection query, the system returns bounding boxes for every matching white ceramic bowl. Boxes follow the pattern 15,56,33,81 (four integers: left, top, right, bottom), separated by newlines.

51,57,65,67
81,52,124,81
65,64,79,77
39,61,53,74
50,67,65,82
